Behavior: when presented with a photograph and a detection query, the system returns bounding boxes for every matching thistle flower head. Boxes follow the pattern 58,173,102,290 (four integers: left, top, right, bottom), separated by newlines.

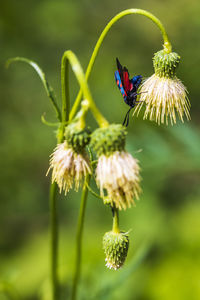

153,49,180,78
47,125,91,194
65,123,91,153
90,124,126,156
134,49,191,125
95,151,141,209
90,124,141,210
103,231,129,270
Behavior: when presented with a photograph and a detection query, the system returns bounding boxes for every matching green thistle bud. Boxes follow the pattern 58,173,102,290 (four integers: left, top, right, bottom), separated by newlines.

65,123,91,153
103,231,129,270
90,124,127,156
153,50,180,78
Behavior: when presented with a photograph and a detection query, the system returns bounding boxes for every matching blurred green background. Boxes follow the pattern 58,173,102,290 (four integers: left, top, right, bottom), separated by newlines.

0,0,200,299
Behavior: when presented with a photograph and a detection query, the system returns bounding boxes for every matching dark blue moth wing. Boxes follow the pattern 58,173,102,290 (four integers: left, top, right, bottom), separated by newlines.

131,75,142,92
114,70,127,100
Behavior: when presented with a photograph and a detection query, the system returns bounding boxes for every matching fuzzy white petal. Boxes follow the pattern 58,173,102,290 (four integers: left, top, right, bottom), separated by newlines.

47,142,91,194
133,74,191,125
96,151,141,210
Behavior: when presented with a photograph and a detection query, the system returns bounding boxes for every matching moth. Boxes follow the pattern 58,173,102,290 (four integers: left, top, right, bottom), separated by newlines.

115,58,143,127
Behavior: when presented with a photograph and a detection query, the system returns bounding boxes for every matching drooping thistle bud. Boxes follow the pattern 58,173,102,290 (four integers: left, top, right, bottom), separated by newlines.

153,50,180,78
65,123,91,153
90,124,141,210
47,124,91,194
90,123,126,156
103,231,129,270
134,49,191,125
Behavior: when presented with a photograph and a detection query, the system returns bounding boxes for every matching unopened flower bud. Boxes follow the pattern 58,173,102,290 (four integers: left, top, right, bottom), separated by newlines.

103,231,129,270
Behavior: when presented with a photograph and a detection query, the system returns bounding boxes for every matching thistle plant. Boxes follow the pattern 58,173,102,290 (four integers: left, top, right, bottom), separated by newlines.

6,8,190,300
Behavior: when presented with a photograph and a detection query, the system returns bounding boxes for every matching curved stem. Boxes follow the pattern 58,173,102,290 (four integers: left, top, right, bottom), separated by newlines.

71,175,90,300
61,50,109,128
112,206,120,233
6,57,61,121
70,8,172,119
85,181,102,199
49,182,59,300
41,113,60,127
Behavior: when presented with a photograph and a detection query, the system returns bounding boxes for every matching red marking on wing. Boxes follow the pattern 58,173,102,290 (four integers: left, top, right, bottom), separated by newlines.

123,71,133,92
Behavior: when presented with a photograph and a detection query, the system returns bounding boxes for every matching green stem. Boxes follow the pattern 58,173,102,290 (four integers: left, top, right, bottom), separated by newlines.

71,175,90,300
112,206,120,233
61,50,109,128
70,8,172,118
49,182,59,300
48,105,67,300
85,181,102,199
6,57,62,121
61,54,70,124
41,113,60,127
48,52,72,300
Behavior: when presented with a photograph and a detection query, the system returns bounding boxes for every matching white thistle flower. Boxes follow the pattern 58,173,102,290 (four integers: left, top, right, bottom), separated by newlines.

134,74,190,125
133,49,191,125
47,141,91,194
96,151,141,210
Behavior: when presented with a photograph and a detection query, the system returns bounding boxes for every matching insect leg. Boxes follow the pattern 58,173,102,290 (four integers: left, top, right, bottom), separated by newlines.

123,109,130,126
126,110,130,127
135,91,148,96
122,113,128,126
123,107,132,127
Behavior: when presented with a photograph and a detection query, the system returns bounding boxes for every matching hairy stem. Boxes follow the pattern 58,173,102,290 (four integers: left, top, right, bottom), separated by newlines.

71,175,90,300
70,8,172,119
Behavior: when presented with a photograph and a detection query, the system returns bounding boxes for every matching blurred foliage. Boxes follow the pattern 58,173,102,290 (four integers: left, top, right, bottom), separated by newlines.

0,0,200,299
